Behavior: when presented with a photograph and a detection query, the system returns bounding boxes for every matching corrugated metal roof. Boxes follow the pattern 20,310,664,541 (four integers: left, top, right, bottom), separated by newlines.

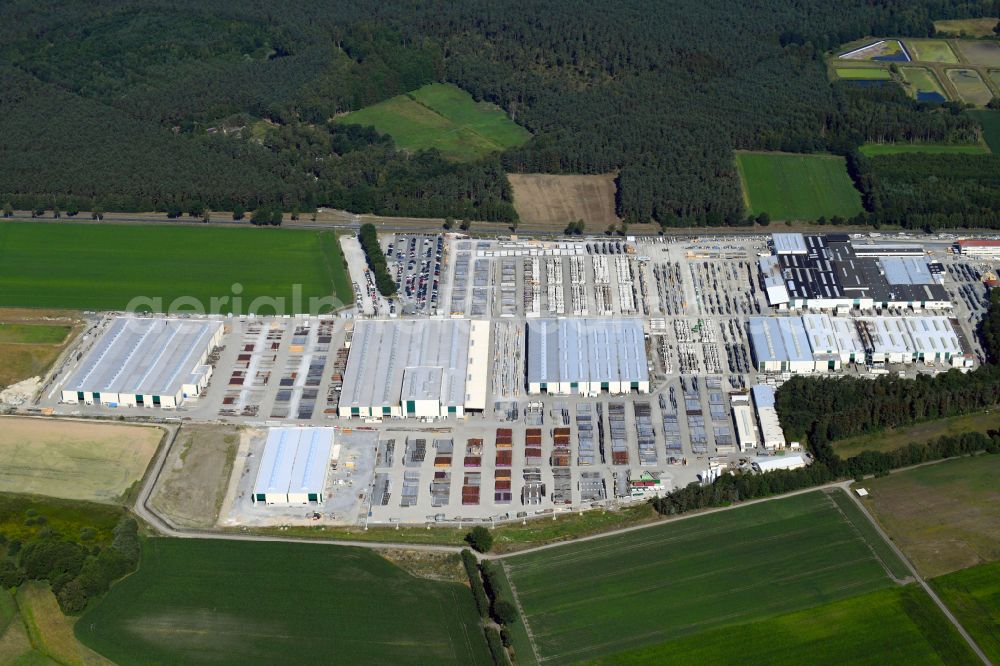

751,385,776,409
64,317,220,397
527,318,648,384
773,233,807,254
748,317,812,363
340,319,477,408
880,257,935,285
254,427,334,497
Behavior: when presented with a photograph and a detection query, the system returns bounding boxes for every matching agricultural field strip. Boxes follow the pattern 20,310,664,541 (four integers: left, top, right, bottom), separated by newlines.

0,223,351,312
503,492,894,663
931,562,1000,664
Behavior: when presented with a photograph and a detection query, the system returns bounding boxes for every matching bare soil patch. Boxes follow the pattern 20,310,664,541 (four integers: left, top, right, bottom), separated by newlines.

508,173,619,229
149,424,239,528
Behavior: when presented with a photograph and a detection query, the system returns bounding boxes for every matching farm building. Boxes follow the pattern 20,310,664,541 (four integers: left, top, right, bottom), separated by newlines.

61,317,223,408
526,318,649,394
752,455,806,473
751,385,786,450
338,319,490,418
252,427,337,505
760,234,950,311
957,239,1000,257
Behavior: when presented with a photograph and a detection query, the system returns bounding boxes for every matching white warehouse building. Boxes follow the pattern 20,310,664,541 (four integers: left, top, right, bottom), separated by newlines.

526,318,649,394
61,317,223,408
252,427,337,505
338,319,490,418
751,385,787,450
751,315,969,373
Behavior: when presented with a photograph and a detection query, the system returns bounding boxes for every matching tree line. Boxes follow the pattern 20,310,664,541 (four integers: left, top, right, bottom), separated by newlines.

1,0,991,226
358,223,397,296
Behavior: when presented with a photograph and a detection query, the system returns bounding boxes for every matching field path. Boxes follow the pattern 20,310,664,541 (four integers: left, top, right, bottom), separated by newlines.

843,484,991,665
500,561,543,664
821,489,912,585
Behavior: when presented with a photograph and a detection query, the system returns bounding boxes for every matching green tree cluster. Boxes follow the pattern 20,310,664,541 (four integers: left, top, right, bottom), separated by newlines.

358,223,397,297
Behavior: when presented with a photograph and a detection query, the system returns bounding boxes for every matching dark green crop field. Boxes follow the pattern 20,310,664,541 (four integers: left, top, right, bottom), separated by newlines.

931,561,1000,663
736,152,864,221
0,222,351,313
593,585,978,665
970,110,1000,153
503,491,894,664
76,538,491,665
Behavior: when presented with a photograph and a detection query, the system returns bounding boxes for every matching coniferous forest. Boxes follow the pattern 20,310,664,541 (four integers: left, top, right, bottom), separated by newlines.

1,0,998,226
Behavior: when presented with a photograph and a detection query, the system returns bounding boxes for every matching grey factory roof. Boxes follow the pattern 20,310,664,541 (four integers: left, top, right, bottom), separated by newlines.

64,317,220,397
254,427,334,497
527,318,648,384
340,319,473,408
879,257,935,285
771,235,948,304
751,385,776,409
772,233,807,254
748,317,813,363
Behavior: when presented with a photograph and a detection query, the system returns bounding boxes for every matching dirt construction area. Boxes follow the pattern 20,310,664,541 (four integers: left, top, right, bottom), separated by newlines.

0,417,161,503
148,424,240,528
508,173,619,229
857,454,1000,578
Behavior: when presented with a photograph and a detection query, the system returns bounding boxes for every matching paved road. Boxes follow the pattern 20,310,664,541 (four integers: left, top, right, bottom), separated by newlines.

843,485,992,665
8,211,996,239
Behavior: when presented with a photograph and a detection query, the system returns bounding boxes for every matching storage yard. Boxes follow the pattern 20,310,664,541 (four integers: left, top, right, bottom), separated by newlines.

31,231,995,529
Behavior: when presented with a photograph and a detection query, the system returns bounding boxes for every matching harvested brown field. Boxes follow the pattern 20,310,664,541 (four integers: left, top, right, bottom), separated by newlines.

0,417,161,503
856,454,1000,578
149,424,239,528
508,173,619,229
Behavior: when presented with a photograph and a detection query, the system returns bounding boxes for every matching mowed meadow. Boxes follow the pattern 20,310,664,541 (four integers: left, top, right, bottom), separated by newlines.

0,223,352,313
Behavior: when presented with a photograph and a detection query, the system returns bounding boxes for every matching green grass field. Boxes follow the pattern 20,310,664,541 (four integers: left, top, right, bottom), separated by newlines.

900,66,950,100
76,538,491,665
971,109,1000,153
834,67,891,79
0,324,69,345
934,17,1000,37
593,585,977,665
859,142,990,156
857,454,1000,577
335,83,531,161
906,39,959,63
833,407,999,457
947,68,994,106
931,561,1000,663
503,491,896,664
736,152,863,221
0,223,351,313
